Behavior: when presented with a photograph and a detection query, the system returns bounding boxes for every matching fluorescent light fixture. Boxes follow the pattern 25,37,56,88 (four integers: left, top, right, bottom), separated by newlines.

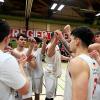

96,13,100,17
51,3,57,10
0,0,4,2
57,4,64,11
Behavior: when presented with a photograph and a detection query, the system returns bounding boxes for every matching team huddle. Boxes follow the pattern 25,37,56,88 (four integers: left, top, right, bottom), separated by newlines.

0,20,100,100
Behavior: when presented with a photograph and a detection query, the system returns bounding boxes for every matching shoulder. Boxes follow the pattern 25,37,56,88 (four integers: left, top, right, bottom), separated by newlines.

69,56,90,77
0,53,19,72
4,53,18,66
2,52,17,61
69,56,89,68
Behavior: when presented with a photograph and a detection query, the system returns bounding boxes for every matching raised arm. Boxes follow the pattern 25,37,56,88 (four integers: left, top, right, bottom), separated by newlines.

55,30,71,55
41,33,47,55
46,35,58,57
26,37,36,56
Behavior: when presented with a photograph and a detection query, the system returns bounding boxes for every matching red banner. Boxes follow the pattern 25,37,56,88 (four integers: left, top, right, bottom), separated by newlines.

10,29,52,40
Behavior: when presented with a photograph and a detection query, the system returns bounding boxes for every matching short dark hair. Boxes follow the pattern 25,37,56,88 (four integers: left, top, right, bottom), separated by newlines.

71,26,94,47
34,37,42,44
16,33,28,40
95,31,100,35
0,20,10,42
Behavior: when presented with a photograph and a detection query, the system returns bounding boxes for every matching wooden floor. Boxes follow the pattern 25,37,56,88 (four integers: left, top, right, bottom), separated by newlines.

32,62,67,100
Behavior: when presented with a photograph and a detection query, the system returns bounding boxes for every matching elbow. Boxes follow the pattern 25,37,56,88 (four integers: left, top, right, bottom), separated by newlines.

47,51,54,57
17,81,29,95
47,52,51,57
29,61,37,69
20,89,29,95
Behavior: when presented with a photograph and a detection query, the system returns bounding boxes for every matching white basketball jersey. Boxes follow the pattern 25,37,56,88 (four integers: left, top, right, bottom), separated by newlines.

32,48,43,78
45,43,61,77
64,54,99,100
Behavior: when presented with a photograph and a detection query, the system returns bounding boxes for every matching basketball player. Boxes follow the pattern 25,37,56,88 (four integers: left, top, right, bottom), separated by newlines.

32,34,47,100
55,26,99,100
13,33,36,100
44,31,70,100
88,31,100,100
0,20,29,100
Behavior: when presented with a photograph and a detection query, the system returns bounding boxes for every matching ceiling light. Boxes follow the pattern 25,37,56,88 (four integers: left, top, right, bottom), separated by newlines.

0,0,4,2
57,4,64,11
51,3,57,10
96,13,100,17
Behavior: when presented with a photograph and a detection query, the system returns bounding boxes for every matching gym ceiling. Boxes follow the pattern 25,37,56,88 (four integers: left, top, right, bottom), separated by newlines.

0,0,100,25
